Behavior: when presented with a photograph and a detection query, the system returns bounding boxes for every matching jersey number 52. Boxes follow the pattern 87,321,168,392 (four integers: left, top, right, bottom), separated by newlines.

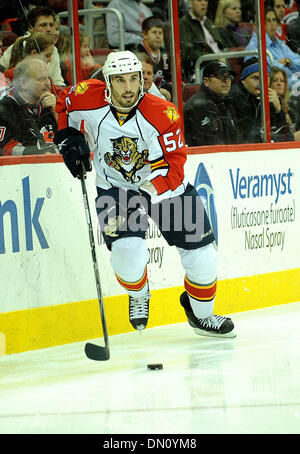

163,129,184,152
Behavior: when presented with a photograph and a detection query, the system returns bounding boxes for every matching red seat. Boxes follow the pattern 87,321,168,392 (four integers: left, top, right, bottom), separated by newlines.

90,48,112,65
183,84,201,103
226,46,246,82
239,22,254,38
1,31,18,47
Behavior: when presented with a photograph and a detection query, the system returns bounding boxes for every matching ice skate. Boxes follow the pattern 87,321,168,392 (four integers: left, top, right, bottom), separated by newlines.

180,292,236,338
129,291,150,330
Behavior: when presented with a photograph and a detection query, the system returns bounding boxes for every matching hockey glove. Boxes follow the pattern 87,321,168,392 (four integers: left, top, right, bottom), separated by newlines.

54,127,92,178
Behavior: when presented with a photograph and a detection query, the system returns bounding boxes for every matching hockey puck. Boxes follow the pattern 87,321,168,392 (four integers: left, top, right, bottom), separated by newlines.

147,363,163,370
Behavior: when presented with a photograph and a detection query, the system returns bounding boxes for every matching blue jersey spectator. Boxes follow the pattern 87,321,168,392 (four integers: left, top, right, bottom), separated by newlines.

245,7,300,90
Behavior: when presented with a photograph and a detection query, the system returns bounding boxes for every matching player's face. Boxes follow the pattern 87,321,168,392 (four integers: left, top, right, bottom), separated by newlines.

242,72,260,96
143,26,164,51
110,72,141,109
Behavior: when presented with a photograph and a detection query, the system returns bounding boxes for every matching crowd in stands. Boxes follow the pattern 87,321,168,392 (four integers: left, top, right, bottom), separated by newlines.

0,0,300,155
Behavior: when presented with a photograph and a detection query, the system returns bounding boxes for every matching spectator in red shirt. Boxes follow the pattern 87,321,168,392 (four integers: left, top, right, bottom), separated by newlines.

269,0,288,42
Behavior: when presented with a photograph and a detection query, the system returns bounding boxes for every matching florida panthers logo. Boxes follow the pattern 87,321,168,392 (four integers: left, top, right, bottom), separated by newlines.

104,136,149,183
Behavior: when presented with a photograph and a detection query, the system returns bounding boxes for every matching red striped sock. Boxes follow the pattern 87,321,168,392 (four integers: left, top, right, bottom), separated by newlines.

184,275,217,302
115,267,148,293
184,276,217,318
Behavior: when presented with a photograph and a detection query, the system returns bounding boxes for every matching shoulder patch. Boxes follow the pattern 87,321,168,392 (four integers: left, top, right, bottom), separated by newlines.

74,81,89,95
163,106,180,124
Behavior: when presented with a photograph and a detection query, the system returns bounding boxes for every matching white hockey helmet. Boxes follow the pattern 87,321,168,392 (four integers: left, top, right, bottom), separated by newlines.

102,51,144,110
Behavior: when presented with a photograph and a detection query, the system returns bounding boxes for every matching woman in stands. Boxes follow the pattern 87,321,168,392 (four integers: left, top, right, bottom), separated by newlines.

215,0,252,48
57,30,101,86
5,32,54,82
269,65,300,141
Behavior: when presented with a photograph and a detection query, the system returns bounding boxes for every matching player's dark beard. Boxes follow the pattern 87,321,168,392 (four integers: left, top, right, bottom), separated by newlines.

112,91,139,109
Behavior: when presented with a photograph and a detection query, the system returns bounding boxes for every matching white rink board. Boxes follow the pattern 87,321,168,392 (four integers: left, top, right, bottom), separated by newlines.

188,148,300,279
0,147,300,314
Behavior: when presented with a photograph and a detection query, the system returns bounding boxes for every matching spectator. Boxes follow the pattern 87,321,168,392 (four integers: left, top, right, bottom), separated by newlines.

269,65,300,140
183,60,239,146
179,0,225,82
135,16,171,91
241,0,256,23
268,0,288,42
245,7,300,90
4,33,54,83
106,0,152,50
56,30,70,82
0,31,3,59
57,31,102,86
215,0,252,48
0,32,10,99
0,6,65,87
150,0,189,21
0,57,58,156
51,14,61,47
287,3,300,53
230,57,294,142
289,91,300,135
136,52,171,100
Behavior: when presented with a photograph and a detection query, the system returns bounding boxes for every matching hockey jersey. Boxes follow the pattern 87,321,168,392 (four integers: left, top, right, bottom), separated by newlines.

137,41,171,89
55,79,188,201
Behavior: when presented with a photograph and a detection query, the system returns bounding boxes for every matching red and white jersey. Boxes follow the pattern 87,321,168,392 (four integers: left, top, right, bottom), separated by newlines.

56,79,188,201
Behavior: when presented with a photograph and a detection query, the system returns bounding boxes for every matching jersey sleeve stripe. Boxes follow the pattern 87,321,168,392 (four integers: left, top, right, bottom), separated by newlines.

150,159,169,171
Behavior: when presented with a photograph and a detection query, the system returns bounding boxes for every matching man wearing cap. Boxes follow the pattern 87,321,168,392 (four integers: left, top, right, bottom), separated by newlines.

230,57,294,143
183,60,239,146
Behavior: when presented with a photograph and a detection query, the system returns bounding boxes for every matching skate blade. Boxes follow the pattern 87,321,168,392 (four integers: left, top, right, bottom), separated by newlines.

193,328,237,338
136,324,146,332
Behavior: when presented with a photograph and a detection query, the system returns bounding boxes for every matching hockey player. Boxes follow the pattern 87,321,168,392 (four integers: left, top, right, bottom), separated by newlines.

54,51,236,338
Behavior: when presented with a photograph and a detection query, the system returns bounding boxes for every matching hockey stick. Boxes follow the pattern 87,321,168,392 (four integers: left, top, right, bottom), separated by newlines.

80,174,110,361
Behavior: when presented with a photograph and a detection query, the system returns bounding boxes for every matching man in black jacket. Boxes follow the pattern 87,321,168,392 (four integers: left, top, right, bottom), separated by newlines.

230,57,294,143
179,0,225,82
183,61,239,146
0,58,58,156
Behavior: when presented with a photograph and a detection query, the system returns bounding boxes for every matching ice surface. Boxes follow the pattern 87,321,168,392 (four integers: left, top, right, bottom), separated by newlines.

0,302,300,434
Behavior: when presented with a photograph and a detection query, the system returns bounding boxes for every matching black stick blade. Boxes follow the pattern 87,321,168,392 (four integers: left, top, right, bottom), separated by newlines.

85,342,110,361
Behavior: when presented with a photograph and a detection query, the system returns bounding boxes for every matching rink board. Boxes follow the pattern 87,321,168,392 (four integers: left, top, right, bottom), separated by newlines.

0,143,300,354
